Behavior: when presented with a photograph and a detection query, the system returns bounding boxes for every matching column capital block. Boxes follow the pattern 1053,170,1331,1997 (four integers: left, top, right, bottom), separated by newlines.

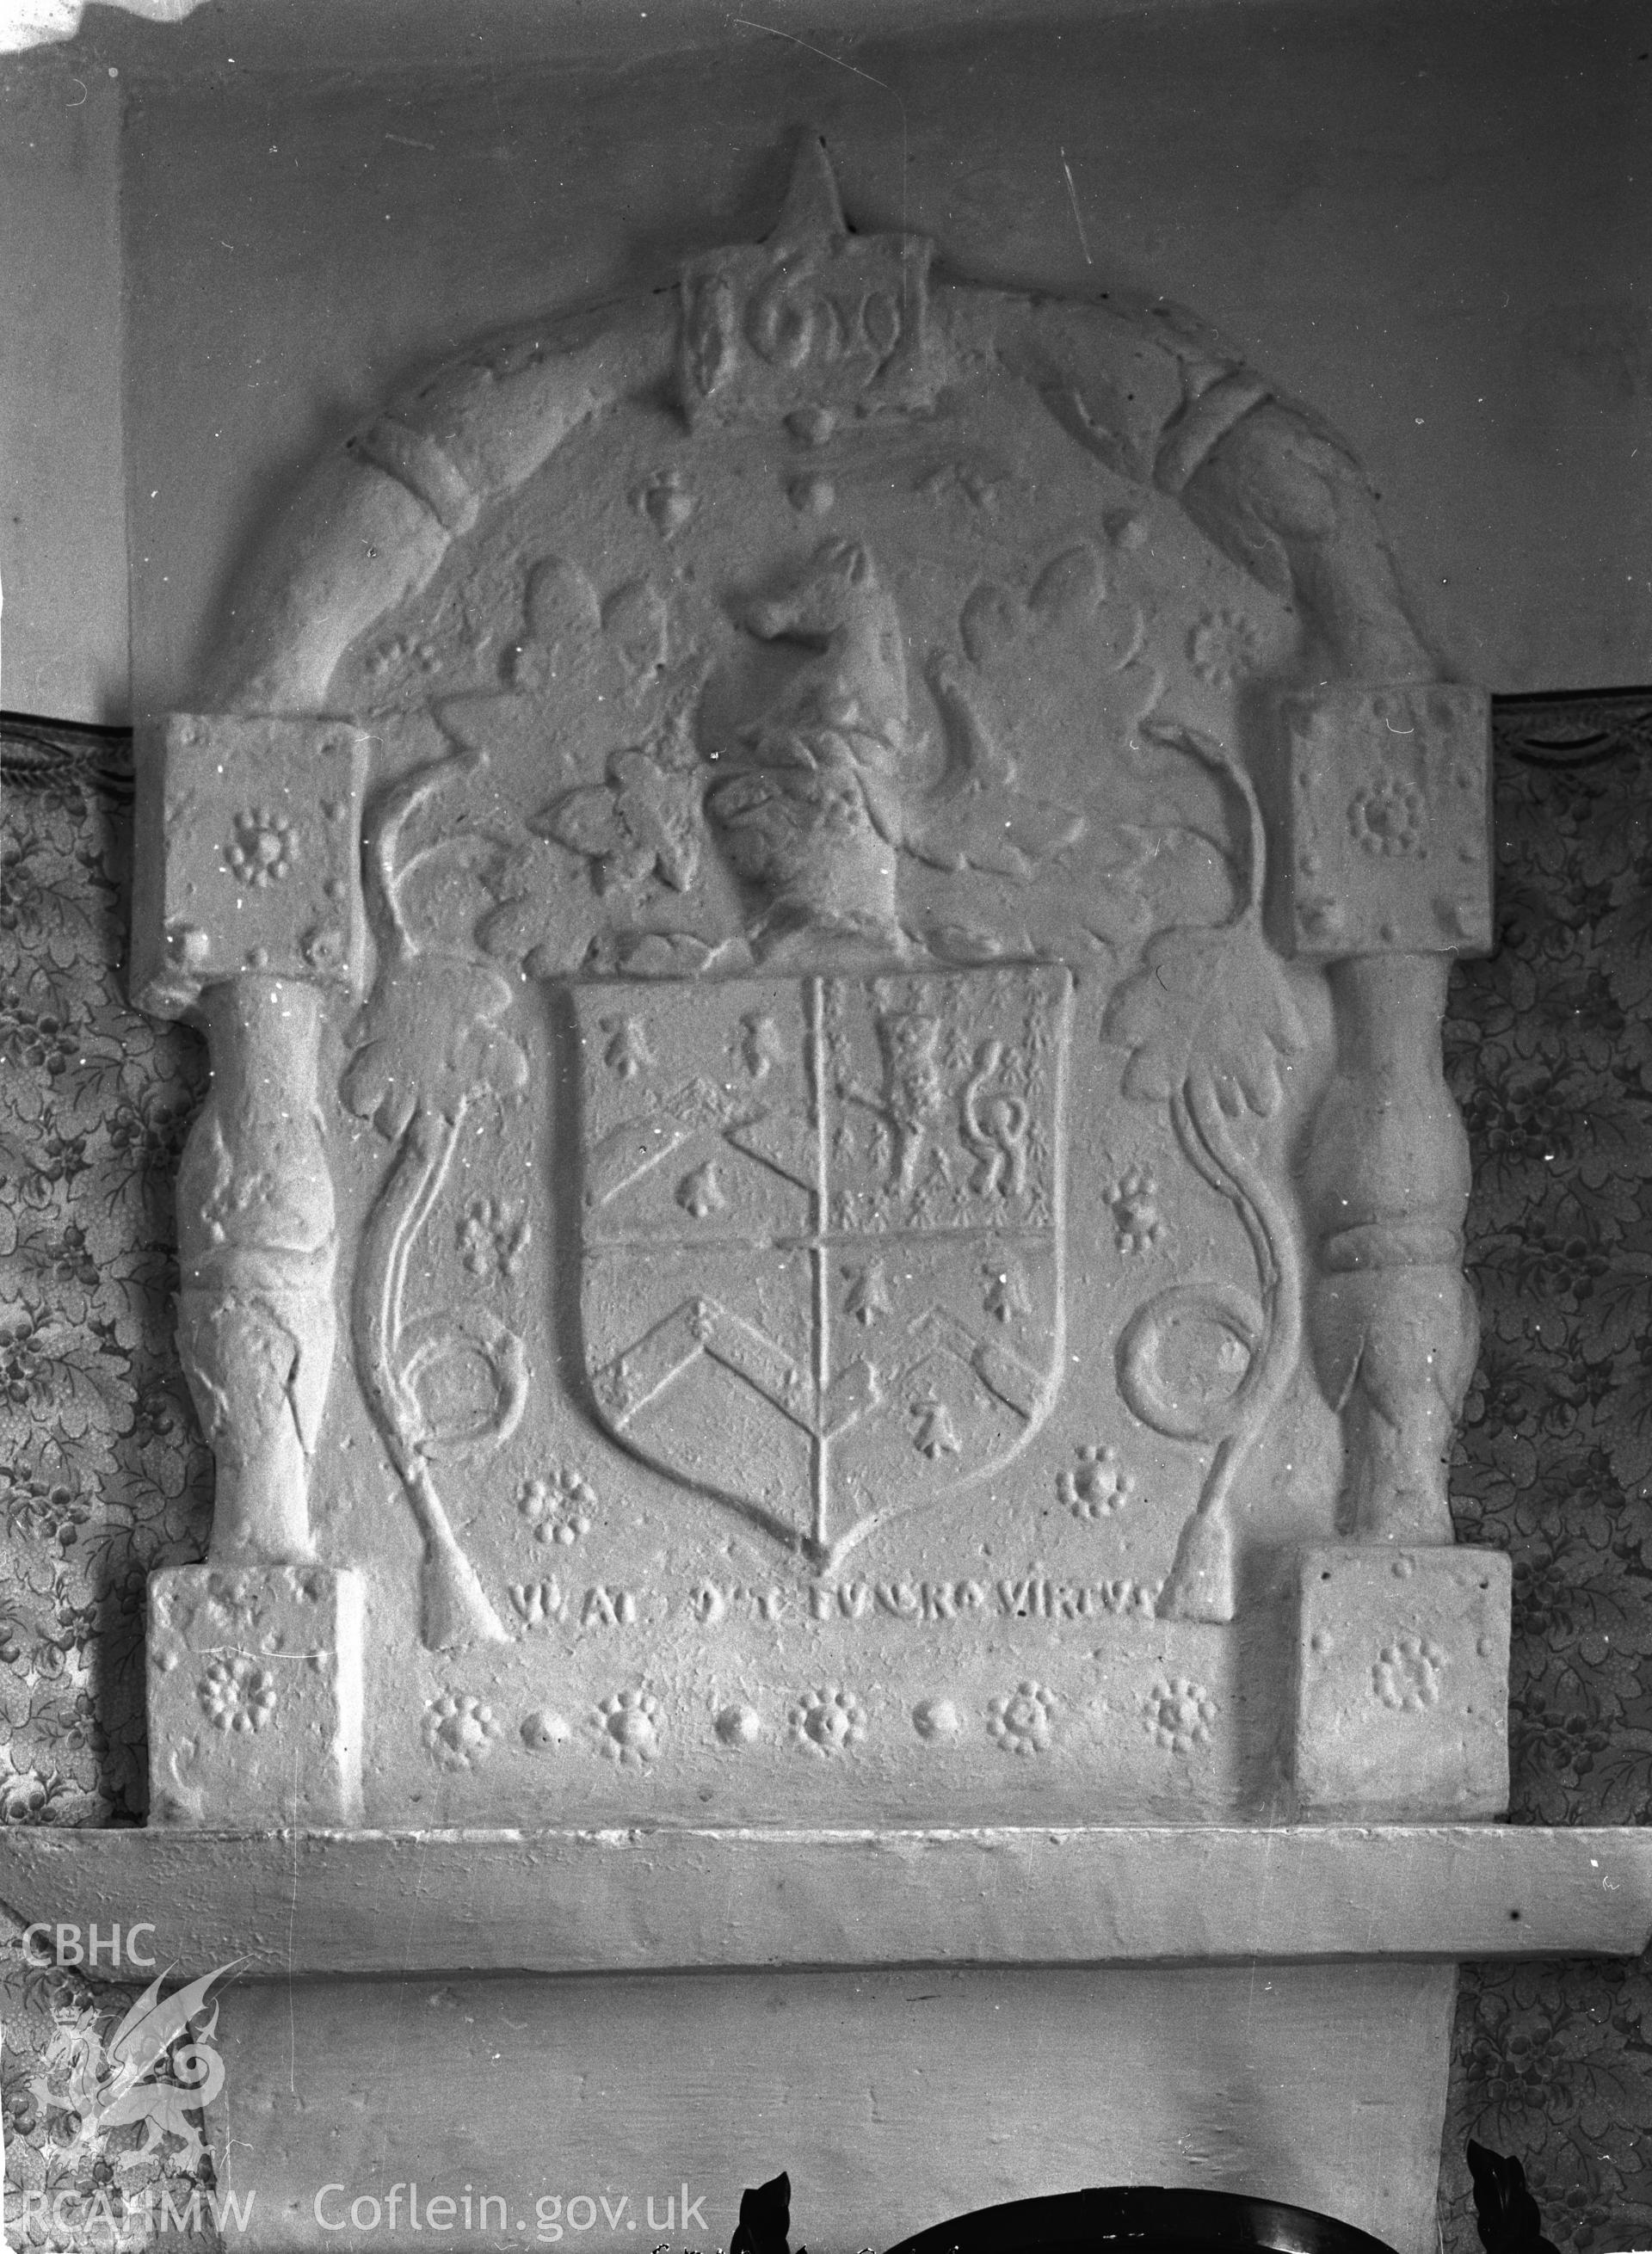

132,712,370,1018
1279,682,1493,959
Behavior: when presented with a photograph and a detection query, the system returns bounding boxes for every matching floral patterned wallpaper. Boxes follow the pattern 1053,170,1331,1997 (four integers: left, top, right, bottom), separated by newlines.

1,720,217,2247
1,697,1649,2251
0,724,212,1830
1438,690,1652,2254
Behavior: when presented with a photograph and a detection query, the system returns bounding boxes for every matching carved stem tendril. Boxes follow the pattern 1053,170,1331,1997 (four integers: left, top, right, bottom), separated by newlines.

1158,1073,1304,1616
353,1100,514,1647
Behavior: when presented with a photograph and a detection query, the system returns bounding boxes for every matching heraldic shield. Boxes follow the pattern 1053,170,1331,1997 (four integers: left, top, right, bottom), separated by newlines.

576,968,1070,1563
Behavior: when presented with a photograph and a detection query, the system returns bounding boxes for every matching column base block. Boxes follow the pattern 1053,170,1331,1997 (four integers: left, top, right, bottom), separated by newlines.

1292,1545,1510,1820
147,1564,364,1826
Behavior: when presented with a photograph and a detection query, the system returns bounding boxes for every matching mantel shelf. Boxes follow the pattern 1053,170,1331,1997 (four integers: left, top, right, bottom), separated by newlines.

3,1823,1648,1981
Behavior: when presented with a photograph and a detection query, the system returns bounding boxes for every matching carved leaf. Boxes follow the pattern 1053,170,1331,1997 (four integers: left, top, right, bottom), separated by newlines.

540,748,703,894
618,932,720,976
517,555,601,682
960,583,1019,666
548,785,629,860
905,656,1086,878
601,581,669,681
921,921,1032,964
478,841,575,967
1106,921,1304,1118
343,959,528,1138
608,749,701,890
1028,541,1106,625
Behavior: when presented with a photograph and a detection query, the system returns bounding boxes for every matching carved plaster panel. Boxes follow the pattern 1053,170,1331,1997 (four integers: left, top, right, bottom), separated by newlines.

136,134,1500,1829
147,1564,363,1826
1292,1546,1511,1820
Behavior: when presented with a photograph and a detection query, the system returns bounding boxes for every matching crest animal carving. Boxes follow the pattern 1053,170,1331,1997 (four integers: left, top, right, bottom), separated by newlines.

707,539,914,956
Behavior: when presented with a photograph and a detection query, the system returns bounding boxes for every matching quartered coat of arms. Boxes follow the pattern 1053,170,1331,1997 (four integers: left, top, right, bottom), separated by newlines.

135,136,1498,1830
578,964,1069,1561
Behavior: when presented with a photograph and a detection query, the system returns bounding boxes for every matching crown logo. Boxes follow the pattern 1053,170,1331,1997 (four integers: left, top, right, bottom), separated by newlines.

679,131,938,428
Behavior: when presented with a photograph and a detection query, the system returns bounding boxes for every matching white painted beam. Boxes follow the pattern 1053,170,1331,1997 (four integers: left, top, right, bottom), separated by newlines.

3,1822,1647,1980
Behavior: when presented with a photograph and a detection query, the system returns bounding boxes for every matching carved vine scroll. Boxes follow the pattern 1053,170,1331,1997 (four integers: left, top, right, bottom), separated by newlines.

1106,722,1305,1621
343,754,528,1649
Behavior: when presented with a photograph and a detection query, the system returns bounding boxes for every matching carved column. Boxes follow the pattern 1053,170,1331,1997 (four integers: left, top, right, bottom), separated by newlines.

1280,681,1507,1816
176,976,336,1563
1304,952,1476,1544
132,713,369,1826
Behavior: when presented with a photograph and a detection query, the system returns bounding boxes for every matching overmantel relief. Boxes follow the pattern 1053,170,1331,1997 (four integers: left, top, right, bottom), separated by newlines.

132,132,1505,1832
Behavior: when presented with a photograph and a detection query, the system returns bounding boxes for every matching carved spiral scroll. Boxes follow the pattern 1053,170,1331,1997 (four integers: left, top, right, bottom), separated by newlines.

1145,1075,1304,1619
1118,1280,1265,1442
354,1101,522,1650
399,1307,529,1463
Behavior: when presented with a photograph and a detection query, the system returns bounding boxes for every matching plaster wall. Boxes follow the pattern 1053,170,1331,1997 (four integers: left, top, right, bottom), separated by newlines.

213,1962,1460,2254
105,0,1652,720
0,51,126,722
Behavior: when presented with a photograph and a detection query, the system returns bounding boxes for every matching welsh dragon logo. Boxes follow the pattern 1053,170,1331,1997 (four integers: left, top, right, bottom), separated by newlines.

26,1961,237,2177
